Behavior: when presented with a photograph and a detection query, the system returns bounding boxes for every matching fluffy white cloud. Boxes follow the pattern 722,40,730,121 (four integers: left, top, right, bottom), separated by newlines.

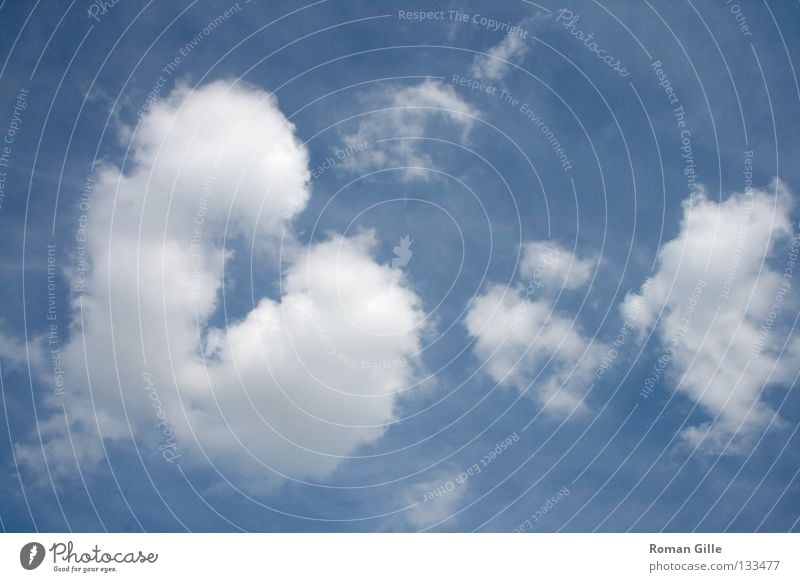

466,242,602,415
339,79,478,180
470,33,529,82
184,231,424,482
621,183,799,454
16,80,427,489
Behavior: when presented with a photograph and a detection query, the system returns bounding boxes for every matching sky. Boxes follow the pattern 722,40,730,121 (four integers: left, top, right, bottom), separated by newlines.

0,0,798,532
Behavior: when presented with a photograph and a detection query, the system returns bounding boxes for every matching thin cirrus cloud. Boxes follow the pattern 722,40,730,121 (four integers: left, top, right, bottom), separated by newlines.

465,242,603,416
338,78,478,180
15,80,428,490
621,183,800,454
469,32,530,82
469,15,547,82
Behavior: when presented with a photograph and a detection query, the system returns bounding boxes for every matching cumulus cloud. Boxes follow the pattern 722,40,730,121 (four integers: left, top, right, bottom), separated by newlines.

621,183,799,454
466,242,602,415
16,80,427,489
339,79,478,180
185,231,425,482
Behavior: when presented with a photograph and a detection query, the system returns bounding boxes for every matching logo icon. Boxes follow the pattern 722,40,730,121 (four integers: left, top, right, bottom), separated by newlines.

391,235,413,269
20,542,45,570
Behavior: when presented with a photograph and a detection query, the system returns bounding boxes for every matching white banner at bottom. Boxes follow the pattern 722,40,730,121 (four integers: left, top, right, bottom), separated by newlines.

1,533,797,581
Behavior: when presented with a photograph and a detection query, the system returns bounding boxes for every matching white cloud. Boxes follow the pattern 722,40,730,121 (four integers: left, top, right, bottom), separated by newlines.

520,241,596,291
469,15,548,82
185,231,425,482
339,79,478,180
402,470,467,529
16,80,427,489
621,183,799,454
470,33,529,82
466,243,602,415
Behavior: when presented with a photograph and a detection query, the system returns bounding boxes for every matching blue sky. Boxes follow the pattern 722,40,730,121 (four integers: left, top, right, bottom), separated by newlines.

0,0,799,532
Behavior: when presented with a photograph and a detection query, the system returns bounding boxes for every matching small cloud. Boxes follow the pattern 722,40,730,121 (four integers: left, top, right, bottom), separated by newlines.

339,79,479,181
465,242,603,416
520,240,596,291
402,471,467,530
469,15,547,82
470,33,529,82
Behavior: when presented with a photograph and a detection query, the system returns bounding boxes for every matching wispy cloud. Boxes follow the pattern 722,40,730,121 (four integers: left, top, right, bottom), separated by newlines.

339,79,478,181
